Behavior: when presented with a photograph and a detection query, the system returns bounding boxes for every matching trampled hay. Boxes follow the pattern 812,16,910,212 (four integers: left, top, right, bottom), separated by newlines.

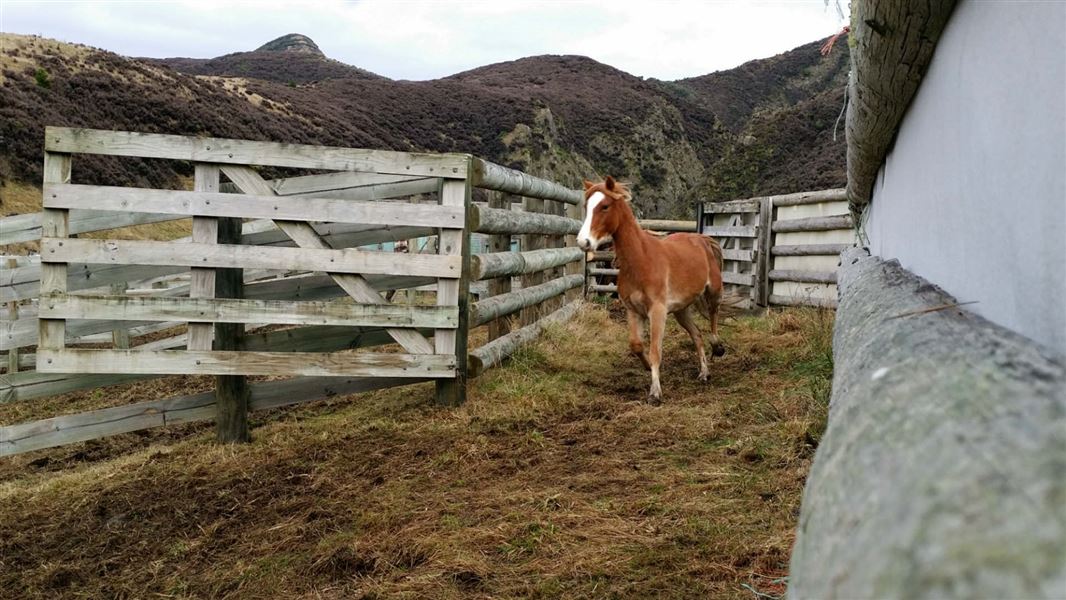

0,303,833,599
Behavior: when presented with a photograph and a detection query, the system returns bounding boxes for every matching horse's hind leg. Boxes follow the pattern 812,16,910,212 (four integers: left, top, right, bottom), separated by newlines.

626,309,651,370
702,285,726,357
675,307,709,381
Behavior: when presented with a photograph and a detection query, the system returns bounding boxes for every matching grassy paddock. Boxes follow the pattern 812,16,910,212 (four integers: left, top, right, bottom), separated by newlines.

0,303,833,599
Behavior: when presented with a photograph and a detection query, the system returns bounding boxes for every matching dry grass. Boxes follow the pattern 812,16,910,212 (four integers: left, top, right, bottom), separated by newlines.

0,303,833,599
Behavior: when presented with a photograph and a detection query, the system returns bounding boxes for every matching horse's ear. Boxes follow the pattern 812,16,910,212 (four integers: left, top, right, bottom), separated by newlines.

582,180,595,190
604,175,616,191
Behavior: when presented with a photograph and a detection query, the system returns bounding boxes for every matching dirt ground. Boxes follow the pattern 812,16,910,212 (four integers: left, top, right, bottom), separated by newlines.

0,302,833,599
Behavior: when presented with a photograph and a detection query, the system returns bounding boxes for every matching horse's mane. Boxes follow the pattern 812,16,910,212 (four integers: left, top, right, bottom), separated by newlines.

613,181,633,203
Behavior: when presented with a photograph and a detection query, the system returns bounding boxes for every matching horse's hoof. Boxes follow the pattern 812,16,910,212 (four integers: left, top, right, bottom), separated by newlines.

646,394,662,406
712,345,726,358
697,373,709,382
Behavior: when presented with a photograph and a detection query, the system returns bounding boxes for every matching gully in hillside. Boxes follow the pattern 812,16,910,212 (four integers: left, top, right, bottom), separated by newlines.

577,176,726,404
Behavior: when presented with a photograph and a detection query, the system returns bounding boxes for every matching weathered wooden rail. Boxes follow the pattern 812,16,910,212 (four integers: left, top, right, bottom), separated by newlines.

1,127,586,456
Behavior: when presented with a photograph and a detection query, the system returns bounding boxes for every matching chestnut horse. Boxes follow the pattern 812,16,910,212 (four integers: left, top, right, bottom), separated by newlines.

578,176,725,404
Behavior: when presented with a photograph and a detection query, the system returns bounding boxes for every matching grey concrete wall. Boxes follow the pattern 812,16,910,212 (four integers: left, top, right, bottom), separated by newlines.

865,1,1066,357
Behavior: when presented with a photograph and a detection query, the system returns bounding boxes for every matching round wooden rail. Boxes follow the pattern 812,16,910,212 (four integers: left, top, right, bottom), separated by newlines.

470,205,581,235
471,158,583,205
470,274,584,327
471,247,583,280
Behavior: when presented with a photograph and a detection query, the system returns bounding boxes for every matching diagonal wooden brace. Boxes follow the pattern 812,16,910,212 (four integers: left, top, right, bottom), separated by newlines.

220,165,434,355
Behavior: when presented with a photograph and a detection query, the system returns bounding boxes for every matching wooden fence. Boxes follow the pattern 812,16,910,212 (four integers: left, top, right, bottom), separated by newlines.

587,189,855,309
1,127,585,456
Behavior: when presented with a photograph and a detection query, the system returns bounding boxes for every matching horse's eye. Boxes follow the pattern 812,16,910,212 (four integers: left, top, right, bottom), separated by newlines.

600,205,609,211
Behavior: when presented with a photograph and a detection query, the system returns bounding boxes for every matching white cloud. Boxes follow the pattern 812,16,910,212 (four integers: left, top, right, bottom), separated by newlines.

0,0,848,80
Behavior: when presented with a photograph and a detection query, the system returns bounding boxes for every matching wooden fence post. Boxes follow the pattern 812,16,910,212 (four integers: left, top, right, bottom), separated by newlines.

214,216,249,443
755,196,773,306
39,152,71,361
435,175,471,406
521,196,545,325
566,199,583,302
487,192,514,341
6,258,19,373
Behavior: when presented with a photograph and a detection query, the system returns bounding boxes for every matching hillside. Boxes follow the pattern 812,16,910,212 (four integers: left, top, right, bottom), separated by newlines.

144,34,384,84
0,32,848,218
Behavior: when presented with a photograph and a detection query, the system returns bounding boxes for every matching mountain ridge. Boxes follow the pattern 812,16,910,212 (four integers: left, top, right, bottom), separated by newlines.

0,32,848,218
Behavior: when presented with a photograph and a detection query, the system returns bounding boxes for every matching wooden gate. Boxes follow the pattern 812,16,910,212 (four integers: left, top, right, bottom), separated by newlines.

36,127,467,397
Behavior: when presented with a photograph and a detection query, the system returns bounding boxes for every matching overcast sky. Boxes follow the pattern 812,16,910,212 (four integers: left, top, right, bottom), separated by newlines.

1,1,849,81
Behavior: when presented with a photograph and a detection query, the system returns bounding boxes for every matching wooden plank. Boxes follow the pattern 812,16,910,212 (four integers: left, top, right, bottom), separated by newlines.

0,324,435,404
589,251,615,262
472,274,583,327
769,269,838,284
221,165,436,355
38,152,71,355
44,183,464,228
0,210,188,245
471,205,580,235
755,196,773,306
471,247,582,280
721,248,755,262
701,225,758,238
701,200,761,214
45,126,469,178
36,348,456,377
1,375,432,456
772,215,853,233
41,238,461,279
40,294,459,328
434,177,471,406
2,224,438,303
2,273,438,351
722,271,755,286
189,164,220,351
772,243,854,256
768,293,838,309
470,158,581,205
468,300,580,377
638,219,698,232
269,171,430,195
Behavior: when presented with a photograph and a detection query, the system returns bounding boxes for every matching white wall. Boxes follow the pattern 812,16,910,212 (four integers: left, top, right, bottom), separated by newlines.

866,1,1066,357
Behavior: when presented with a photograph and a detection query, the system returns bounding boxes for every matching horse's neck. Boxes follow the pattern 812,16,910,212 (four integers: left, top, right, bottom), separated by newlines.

612,208,649,277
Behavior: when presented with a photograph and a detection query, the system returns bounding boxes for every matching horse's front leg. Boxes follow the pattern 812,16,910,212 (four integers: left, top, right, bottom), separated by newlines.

626,309,651,370
647,303,668,405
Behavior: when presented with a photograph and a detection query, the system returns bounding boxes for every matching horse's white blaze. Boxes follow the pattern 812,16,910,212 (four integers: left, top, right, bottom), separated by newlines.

577,191,605,250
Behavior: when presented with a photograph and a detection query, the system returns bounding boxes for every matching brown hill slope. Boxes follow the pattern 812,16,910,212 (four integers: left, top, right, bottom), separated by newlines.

144,34,384,84
0,32,847,218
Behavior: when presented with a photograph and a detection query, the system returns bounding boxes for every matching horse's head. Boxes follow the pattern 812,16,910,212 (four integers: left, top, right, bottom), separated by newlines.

577,175,631,251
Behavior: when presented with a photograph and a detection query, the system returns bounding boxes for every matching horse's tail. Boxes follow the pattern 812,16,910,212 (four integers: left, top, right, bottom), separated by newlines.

703,235,724,272
697,235,726,357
